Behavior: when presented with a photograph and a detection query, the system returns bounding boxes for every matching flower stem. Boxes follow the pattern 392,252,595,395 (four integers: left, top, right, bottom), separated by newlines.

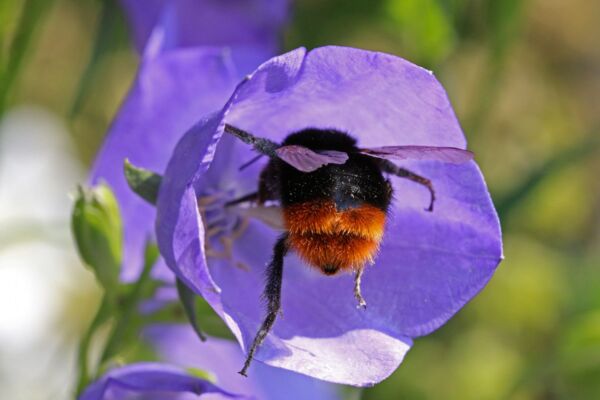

75,244,158,397
99,244,157,363
75,294,112,397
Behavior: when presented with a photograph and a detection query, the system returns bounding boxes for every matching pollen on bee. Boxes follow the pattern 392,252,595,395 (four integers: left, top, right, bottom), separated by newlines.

284,199,386,273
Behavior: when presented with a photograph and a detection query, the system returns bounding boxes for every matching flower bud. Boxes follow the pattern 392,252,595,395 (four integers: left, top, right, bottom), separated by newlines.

72,184,123,293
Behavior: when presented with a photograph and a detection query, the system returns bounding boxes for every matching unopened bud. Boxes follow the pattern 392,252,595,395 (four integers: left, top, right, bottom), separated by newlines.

71,184,123,292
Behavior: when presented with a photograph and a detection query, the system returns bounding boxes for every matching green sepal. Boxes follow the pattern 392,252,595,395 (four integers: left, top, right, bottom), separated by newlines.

186,367,217,384
176,279,207,342
124,159,162,205
71,184,123,294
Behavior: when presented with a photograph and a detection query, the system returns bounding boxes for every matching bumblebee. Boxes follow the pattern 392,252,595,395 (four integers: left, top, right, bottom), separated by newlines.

223,124,473,376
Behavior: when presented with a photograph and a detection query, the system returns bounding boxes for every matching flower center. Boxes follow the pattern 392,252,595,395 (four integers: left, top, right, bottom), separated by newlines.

197,190,250,271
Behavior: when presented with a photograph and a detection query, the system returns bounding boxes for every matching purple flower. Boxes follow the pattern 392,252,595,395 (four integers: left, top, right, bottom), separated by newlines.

144,324,340,400
90,49,240,281
91,0,289,280
155,46,503,386
78,362,240,399
119,0,289,56
79,325,340,400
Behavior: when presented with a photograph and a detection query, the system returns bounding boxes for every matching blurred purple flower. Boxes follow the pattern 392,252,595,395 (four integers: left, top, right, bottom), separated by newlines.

155,46,503,386
145,324,340,400
79,325,340,400
119,0,289,56
78,362,240,399
90,49,238,281
91,0,289,280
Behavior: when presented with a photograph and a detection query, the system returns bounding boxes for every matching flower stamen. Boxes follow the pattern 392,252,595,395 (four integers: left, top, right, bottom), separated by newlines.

197,193,250,271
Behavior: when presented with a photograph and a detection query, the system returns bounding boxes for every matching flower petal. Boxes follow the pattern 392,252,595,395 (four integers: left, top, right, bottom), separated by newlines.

90,48,239,281
79,362,241,399
118,0,165,53
95,0,291,280
156,104,412,386
119,0,290,55
145,325,341,400
225,46,466,148
368,160,502,336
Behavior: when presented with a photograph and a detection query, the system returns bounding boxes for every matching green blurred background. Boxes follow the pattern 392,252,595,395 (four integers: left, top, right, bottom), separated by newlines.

1,0,599,399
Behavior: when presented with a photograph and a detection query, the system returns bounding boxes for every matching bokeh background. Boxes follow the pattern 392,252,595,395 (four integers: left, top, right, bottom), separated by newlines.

1,0,599,399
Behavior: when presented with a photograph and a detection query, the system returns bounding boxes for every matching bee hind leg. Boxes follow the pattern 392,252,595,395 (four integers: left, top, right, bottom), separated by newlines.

354,268,367,309
239,233,289,377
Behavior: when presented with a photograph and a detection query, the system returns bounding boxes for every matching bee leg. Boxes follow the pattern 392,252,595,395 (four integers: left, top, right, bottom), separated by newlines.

224,124,279,158
378,160,436,212
354,268,367,309
225,192,258,207
239,233,289,377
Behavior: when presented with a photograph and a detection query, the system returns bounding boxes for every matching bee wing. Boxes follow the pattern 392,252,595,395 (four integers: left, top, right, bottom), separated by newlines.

275,145,349,172
359,145,474,164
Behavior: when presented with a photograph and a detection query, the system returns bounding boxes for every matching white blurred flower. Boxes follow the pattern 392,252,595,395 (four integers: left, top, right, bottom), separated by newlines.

0,106,92,400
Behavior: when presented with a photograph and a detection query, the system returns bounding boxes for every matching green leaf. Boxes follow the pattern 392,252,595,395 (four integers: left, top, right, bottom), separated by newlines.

72,184,123,293
0,0,55,112
177,279,207,342
496,133,600,219
124,159,163,205
487,0,525,58
69,0,126,119
464,0,527,136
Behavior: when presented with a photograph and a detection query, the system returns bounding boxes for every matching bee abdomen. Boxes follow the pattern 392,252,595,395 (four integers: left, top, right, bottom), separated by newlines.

283,199,386,239
284,199,386,273
288,232,380,274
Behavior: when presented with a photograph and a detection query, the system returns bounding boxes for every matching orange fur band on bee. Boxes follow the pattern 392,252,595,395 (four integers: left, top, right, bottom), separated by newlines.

284,199,386,273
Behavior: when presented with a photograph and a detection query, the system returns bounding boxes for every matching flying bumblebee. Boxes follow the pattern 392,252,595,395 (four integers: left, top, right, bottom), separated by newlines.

223,124,473,376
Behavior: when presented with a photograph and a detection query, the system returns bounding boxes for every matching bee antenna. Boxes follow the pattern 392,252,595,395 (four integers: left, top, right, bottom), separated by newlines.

239,154,264,171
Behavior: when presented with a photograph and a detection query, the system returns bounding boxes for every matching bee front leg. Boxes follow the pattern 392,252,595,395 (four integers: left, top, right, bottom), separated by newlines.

225,192,259,207
224,124,279,158
239,233,289,377
354,268,367,309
